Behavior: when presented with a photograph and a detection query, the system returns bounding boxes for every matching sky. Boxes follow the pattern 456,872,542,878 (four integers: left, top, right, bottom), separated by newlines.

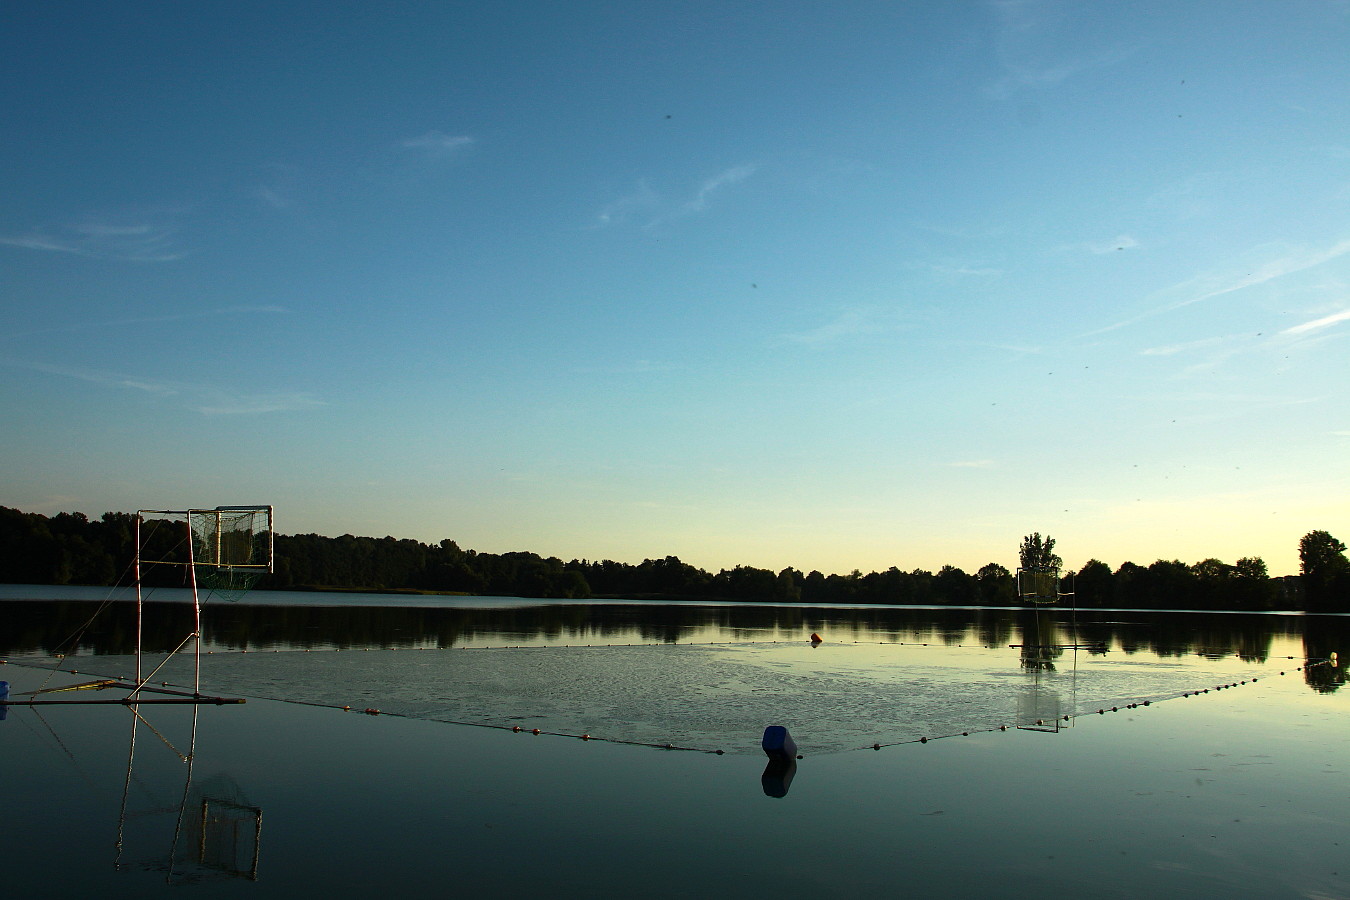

2,1,1348,578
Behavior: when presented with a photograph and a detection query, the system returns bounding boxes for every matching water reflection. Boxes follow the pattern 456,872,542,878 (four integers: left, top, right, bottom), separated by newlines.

761,758,797,798
1303,617,1348,693
2,598,1341,697
104,702,263,883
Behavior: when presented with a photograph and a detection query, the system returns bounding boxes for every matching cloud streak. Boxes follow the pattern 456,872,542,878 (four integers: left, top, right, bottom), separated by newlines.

1281,308,1350,336
684,165,757,213
777,307,910,345
985,0,1138,99
0,216,185,262
1174,239,1350,312
1082,237,1350,337
6,358,324,416
596,164,757,228
5,305,289,340
1087,234,1139,254
401,131,474,156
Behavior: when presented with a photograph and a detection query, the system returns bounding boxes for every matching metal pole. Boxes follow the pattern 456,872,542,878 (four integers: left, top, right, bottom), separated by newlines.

186,512,201,695
135,513,144,685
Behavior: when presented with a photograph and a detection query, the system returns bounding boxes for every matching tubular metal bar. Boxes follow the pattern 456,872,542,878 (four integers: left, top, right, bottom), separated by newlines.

1,697,245,706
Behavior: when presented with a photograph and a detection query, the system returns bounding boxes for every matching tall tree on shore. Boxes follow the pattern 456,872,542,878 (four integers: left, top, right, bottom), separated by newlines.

1019,533,1062,570
1300,531,1350,612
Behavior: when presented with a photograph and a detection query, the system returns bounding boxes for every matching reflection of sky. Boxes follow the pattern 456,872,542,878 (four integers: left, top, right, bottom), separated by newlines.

5,642,1349,898
15,640,1295,757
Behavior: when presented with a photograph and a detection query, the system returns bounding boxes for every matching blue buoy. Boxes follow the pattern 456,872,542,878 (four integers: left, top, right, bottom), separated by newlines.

0,680,8,721
762,725,798,761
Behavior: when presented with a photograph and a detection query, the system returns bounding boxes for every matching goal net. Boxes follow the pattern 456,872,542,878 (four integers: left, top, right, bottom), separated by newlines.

1016,566,1060,605
138,506,273,601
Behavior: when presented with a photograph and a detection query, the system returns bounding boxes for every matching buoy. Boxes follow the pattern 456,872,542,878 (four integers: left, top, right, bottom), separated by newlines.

809,633,822,644
762,725,798,761
512,725,521,732
532,728,540,735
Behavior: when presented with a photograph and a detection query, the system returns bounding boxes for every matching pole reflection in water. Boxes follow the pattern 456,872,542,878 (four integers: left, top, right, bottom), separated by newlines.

1015,607,1075,732
111,704,262,883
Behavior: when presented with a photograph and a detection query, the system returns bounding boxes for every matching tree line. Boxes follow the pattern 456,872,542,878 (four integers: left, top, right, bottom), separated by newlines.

1,506,1346,612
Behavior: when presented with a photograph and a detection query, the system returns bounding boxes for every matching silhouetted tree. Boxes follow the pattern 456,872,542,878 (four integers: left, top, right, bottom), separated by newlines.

976,563,1017,606
1231,557,1275,610
934,565,979,605
1074,559,1114,608
1300,531,1350,612
1019,533,1062,569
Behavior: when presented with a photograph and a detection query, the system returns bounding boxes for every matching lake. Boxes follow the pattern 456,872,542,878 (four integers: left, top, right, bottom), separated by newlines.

3,585,1347,897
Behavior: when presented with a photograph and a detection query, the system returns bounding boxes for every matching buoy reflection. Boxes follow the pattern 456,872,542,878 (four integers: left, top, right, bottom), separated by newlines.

761,758,797,798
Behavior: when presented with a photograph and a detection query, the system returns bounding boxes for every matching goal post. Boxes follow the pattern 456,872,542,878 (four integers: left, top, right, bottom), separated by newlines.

1016,566,1060,605
132,505,273,691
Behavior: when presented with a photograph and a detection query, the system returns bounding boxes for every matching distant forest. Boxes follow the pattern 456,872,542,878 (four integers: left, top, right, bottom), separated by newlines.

2,506,1347,613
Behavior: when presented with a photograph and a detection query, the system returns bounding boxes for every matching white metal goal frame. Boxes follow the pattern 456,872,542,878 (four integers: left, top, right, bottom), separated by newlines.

132,506,274,695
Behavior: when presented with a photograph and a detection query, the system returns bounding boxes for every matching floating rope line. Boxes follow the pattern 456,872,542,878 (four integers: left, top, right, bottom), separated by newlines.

4,653,1334,759
850,658,1335,753
1,658,727,754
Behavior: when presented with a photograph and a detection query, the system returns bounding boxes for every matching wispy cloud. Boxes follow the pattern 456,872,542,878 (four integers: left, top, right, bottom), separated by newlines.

5,305,288,340
1280,308,1350,336
926,261,1004,278
6,358,324,416
1173,239,1350,312
0,214,185,262
1139,335,1237,356
1087,234,1139,254
572,358,678,376
596,164,757,228
985,0,1138,99
1082,237,1350,337
683,165,757,213
777,307,909,346
596,181,659,226
195,391,328,415
400,131,474,156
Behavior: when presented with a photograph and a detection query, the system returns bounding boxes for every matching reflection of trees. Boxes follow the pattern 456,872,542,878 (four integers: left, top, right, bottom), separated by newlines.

0,601,1334,696
1015,608,1062,671
1302,616,1348,694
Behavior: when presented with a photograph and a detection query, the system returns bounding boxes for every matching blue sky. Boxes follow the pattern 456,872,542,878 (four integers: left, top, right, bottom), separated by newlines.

3,1,1347,577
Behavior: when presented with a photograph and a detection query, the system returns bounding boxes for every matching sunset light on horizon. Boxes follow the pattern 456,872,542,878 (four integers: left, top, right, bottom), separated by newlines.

3,2,1347,578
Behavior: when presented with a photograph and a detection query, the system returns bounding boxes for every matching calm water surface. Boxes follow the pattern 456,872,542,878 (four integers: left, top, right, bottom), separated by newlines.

3,586,1347,897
